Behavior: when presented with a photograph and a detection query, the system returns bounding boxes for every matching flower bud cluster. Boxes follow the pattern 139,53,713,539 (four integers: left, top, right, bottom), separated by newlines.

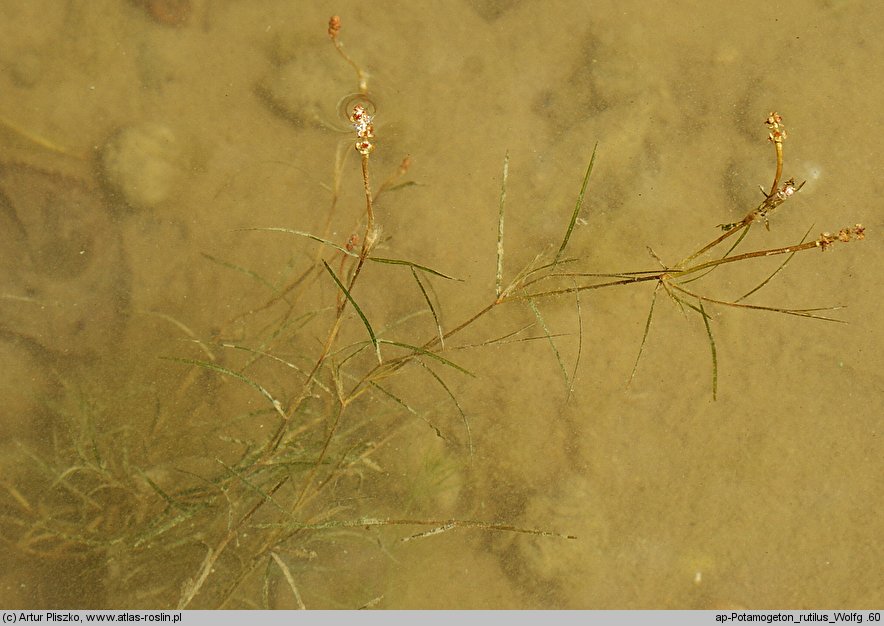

818,224,865,251
350,104,375,155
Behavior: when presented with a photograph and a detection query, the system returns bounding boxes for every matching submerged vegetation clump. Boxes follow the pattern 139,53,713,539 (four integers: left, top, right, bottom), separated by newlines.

0,16,864,609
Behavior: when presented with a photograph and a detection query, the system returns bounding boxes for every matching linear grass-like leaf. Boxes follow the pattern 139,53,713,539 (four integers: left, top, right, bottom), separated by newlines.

253,516,577,540
628,283,660,388
370,381,446,440
568,283,583,402
708,300,846,322
496,151,509,299
453,332,567,351
556,143,598,263
161,357,286,419
135,467,186,511
240,227,354,256
270,552,306,610
219,342,332,397
368,256,461,281
384,180,420,193
379,340,475,377
499,249,550,301
410,266,445,348
736,226,812,302
200,252,276,291
217,458,289,516
698,301,718,401
322,260,382,364
417,361,473,461
670,283,846,323
679,226,751,285
142,311,216,361
665,292,718,400
132,505,203,548
458,323,533,347
527,298,570,390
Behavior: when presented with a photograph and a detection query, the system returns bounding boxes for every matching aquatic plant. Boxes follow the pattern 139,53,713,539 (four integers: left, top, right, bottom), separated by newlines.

0,15,864,609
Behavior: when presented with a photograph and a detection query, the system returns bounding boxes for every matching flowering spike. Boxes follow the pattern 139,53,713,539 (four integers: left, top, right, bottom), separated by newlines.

350,104,375,155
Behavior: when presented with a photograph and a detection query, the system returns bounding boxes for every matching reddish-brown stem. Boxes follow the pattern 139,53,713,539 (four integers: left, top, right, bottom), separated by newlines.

768,140,784,197
328,16,369,93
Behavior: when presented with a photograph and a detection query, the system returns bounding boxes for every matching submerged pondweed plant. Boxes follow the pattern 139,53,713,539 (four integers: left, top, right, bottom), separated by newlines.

0,15,864,610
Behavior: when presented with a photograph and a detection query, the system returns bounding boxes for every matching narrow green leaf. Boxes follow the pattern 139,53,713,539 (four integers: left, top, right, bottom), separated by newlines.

417,361,473,461
322,260,382,363
450,322,536,350
410,266,444,348
142,311,216,361
239,227,354,256
679,225,751,285
628,283,660,388
378,340,475,377
698,301,718,401
200,252,276,291
368,256,461,281
161,357,287,419
568,281,583,402
252,516,576,540
736,226,813,302
217,458,289,515
385,180,420,192
556,143,598,262
134,467,184,510
496,151,509,298
527,298,570,390
219,342,332,396
132,506,202,547
370,381,446,440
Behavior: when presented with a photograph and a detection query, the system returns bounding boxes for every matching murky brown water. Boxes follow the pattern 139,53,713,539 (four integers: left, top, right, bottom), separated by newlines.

0,0,881,609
